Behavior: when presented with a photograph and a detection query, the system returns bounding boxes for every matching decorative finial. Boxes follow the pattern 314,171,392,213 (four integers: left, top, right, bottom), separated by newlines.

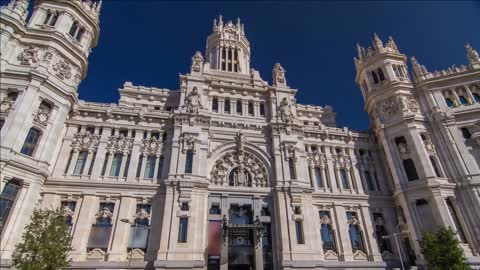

356,43,364,60
386,36,398,52
411,57,428,77
373,33,384,50
237,17,241,28
219,15,224,27
272,63,286,87
466,43,480,64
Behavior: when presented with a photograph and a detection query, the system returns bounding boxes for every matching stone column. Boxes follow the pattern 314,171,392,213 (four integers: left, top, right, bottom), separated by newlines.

153,154,160,180
219,98,225,114
118,152,128,179
91,127,112,179
333,205,353,261
53,125,77,177
325,148,339,193
103,152,114,178
254,102,260,118
108,196,136,261
231,99,237,116
360,205,382,261
127,129,143,180
253,197,264,270
70,194,99,261
138,154,147,179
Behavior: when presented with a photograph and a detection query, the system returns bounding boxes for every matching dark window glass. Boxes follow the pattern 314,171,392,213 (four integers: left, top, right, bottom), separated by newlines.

64,151,73,175
88,151,96,176
236,100,242,114
76,27,85,42
364,171,374,191
136,155,143,178
49,12,59,26
101,153,109,176
319,211,336,251
430,156,441,177
181,202,189,211
445,198,467,243
209,205,221,215
144,155,156,178
0,180,21,230
314,167,323,188
69,21,78,36
261,207,270,216
128,204,151,250
212,98,218,112
123,154,131,177
461,128,471,139
0,119,4,131
378,68,385,81
340,169,349,189
157,156,164,180
224,99,230,113
458,96,469,105
73,151,88,175
288,158,296,179
260,103,265,117
371,71,379,84
403,159,419,181
178,218,188,243
473,93,480,103
110,153,123,177
20,128,41,156
445,98,454,107
248,102,254,116
348,223,364,252
295,221,304,244
185,150,193,174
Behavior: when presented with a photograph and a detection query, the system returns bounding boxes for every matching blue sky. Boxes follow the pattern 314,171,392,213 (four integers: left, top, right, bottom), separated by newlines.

8,1,480,130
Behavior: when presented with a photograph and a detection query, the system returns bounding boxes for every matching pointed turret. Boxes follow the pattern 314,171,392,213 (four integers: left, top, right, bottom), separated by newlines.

373,33,384,51
2,0,29,23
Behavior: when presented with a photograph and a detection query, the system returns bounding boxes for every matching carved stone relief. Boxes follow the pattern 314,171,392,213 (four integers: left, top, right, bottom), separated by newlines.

53,58,72,80
17,46,39,65
277,97,293,123
107,135,133,154
71,131,100,152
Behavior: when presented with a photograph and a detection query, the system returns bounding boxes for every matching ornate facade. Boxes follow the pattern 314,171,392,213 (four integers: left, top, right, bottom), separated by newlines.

1,1,480,269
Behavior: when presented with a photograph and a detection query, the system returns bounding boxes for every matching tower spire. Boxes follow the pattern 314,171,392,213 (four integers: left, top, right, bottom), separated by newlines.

373,33,384,51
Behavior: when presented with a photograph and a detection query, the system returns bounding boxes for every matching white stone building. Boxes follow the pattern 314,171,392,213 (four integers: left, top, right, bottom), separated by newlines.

1,1,480,269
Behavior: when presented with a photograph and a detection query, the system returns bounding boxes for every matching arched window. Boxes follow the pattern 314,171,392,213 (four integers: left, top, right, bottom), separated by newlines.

259,103,265,117
144,155,156,178
377,68,386,81
288,158,296,179
73,151,88,175
236,100,242,115
212,97,218,112
473,93,480,103
248,102,254,116
458,95,469,105
371,71,379,84
347,212,365,252
224,99,230,113
185,150,193,174
110,153,123,177
403,159,419,181
319,211,336,252
445,98,454,107
340,169,349,189
20,128,41,156
69,21,79,36
429,156,441,177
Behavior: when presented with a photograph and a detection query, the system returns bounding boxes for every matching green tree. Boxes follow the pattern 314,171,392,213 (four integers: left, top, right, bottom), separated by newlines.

12,208,73,270
419,226,469,270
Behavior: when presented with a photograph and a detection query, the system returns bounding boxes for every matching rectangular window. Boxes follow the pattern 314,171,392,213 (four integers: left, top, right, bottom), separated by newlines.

178,218,188,243
319,211,336,251
20,128,41,156
314,167,323,188
212,98,219,112
288,158,296,179
0,180,21,230
87,202,114,251
123,154,131,177
224,99,231,113
101,153,109,176
110,153,123,177
364,171,374,191
64,151,74,175
340,169,349,189
445,198,467,243
248,102,254,116
236,100,242,115
88,151,96,175
157,156,164,180
73,151,88,175
144,155,156,178
260,103,265,117
295,221,304,244
128,204,151,250
185,150,193,174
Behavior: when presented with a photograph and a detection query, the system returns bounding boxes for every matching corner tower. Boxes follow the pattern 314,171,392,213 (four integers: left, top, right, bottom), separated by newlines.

205,15,251,74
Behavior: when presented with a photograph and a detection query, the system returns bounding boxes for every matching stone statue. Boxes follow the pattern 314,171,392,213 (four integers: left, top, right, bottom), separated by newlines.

233,165,249,187
272,63,286,86
277,97,292,123
466,43,480,64
184,87,202,113
191,51,204,73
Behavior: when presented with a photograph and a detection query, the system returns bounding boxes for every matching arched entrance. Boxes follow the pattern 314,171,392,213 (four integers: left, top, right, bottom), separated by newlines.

206,133,274,270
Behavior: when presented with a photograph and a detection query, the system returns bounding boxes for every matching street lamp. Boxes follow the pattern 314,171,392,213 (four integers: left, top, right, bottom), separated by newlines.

382,231,408,270
120,219,151,270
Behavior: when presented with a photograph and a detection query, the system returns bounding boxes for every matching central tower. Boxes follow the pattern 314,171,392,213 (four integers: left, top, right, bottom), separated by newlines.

206,15,251,74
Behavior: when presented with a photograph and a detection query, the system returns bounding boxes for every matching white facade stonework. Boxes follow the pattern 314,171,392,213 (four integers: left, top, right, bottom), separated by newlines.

1,1,480,270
